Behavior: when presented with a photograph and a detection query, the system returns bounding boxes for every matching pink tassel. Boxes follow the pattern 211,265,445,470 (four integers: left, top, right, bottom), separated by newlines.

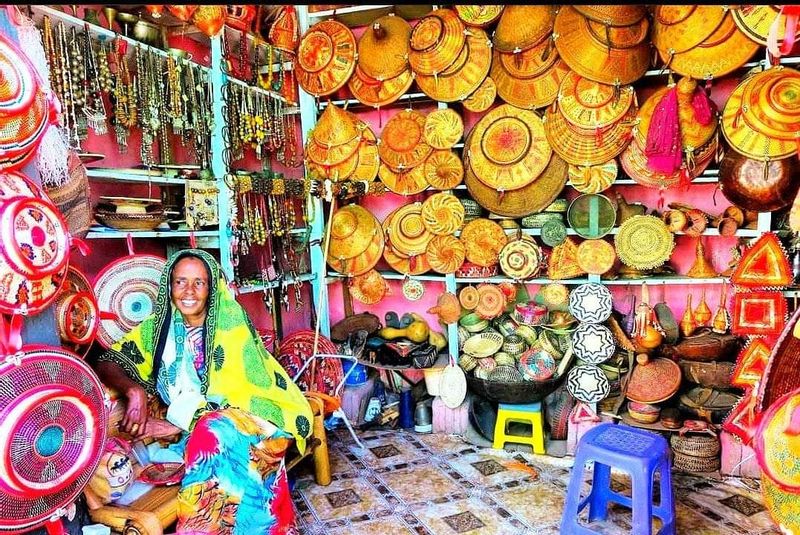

645,87,682,175
691,86,714,126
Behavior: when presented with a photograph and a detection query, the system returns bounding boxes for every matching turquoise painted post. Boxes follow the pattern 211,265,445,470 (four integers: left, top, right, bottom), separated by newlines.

296,6,330,337
209,35,234,282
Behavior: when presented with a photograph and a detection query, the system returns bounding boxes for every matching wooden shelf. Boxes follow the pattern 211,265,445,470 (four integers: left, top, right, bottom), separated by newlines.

86,228,218,241
86,169,188,186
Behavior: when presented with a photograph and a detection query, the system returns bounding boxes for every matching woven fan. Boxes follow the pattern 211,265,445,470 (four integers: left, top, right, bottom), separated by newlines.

94,251,166,349
0,338,108,534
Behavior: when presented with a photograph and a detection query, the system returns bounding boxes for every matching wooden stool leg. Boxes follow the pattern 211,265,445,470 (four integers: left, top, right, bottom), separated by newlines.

309,400,332,486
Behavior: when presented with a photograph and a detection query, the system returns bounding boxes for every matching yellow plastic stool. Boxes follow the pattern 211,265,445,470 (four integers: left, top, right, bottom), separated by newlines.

493,402,545,454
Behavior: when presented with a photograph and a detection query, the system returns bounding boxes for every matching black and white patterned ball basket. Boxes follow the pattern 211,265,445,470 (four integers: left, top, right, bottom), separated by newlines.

567,364,610,403
571,323,615,364
568,283,613,324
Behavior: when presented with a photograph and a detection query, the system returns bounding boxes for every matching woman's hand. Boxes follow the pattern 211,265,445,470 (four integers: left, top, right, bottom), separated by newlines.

142,418,183,439
122,384,148,437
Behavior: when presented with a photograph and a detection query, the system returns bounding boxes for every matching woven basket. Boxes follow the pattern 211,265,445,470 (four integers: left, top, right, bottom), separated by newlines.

670,434,721,458
95,212,167,231
672,450,721,473
43,151,91,239
466,373,563,403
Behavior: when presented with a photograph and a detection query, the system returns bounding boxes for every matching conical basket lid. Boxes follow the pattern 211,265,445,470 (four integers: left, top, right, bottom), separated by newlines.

554,6,650,86
492,52,569,110
408,8,465,76
733,4,800,46
455,5,504,28
328,230,384,276
426,235,466,274
358,14,412,81
421,192,464,236
668,14,759,80
415,27,492,103
328,204,381,260
378,162,428,195
620,132,716,189
722,72,798,160
498,239,542,280
465,147,567,218
493,5,555,53
424,108,464,150
497,37,559,81
573,5,647,26
627,355,682,404
467,103,552,191
635,79,717,151
741,66,800,142
544,104,636,166
347,65,414,108
558,71,636,130
94,254,166,349
423,149,464,190
296,20,356,97
0,34,38,116
463,76,497,113
379,109,432,171
388,202,432,256
460,218,507,267
350,269,389,305
311,103,360,149
651,5,727,55
568,160,618,194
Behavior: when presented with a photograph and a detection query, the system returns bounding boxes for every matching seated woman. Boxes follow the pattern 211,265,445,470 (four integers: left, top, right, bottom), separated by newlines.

95,249,312,534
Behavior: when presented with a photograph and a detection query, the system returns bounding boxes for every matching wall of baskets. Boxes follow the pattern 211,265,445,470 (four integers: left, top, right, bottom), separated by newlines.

299,3,800,430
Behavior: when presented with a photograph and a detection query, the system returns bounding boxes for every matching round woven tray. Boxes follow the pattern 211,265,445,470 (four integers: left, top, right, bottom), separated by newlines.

466,373,563,404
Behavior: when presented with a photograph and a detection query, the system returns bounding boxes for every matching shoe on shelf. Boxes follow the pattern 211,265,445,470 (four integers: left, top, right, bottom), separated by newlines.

364,396,382,423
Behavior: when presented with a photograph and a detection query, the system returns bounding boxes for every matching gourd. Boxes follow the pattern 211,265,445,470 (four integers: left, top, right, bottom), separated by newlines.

378,320,430,343
428,330,447,351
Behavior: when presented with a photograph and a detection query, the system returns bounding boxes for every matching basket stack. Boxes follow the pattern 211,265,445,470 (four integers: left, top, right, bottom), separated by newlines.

670,433,721,473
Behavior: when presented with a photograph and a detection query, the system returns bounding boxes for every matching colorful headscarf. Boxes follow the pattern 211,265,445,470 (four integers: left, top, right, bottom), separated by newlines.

98,249,313,453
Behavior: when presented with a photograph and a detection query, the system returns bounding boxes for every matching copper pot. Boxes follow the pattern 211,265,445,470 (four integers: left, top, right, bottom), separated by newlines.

719,150,800,212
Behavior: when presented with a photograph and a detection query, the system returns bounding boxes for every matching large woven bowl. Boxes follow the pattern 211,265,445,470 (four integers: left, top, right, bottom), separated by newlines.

466,373,564,404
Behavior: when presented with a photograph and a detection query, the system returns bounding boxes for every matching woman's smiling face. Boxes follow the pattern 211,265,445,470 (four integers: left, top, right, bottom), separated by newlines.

170,257,209,327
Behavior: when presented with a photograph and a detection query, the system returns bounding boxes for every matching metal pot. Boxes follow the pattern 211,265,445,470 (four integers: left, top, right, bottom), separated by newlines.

719,150,800,212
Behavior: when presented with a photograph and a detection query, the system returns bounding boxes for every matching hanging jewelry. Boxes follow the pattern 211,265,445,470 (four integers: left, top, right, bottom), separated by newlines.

82,29,107,135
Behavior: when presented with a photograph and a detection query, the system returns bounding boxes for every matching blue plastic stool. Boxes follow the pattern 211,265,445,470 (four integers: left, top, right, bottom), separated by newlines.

561,423,675,535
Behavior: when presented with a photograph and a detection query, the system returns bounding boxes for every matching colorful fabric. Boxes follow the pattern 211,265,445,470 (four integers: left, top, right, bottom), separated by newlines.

176,407,297,535
99,249,312,452
98,250,313,533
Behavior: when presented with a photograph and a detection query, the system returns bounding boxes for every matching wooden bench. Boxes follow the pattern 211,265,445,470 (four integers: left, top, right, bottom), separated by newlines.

84,392,330,535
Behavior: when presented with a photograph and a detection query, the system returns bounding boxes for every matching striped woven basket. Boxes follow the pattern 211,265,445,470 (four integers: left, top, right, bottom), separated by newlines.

670,434,721,458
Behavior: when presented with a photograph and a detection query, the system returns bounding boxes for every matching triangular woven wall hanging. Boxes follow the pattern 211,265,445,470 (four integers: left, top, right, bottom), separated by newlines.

731,232,793,288
731,290,787,337
731,338,772,389
547,237,587,280
722,387,760,444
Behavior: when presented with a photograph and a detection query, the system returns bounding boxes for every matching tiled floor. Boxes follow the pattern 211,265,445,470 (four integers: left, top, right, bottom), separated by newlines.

291,428,778,535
